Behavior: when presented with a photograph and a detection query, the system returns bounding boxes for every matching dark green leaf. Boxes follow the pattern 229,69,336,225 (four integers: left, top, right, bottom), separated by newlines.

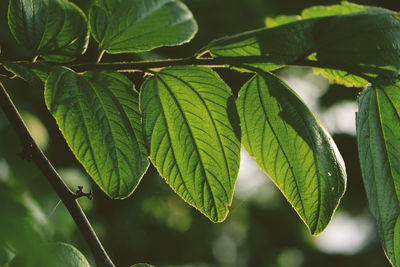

89,0,198,54
130,264,154,267
395,217,400,265
45,68,149,198
313,8,400,77
204,5,400,86
140,66,241,222
357,83,400,266
96,0,123,14
237,71,346,234
302,4,398,86
2,62,54,89
201,19,316,72
88,5,110,44
10,242,90,267
8,0,89,62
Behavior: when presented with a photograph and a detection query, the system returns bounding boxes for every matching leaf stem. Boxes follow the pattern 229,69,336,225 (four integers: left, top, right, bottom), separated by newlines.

95,48,105,64
0,81,115,267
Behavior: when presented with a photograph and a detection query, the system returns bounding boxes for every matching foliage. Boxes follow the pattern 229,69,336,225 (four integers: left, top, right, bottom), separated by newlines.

1,0,400,266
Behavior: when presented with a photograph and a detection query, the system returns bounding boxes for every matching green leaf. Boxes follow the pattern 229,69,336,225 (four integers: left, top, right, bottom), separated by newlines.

265,1,368,29
95,0,124,14
307,53,369,87
8,0,89,62
89,0,198,54
301,1,369,19
205,5,400,85
265,15,300,28
10,242,90,267
45,68,149,198
395,217,400,266
201,18,316,72
312,67,369,87
2,62,54,89
313,8,400,77
237,71,346,234
130,264,154,267
140,66,241,222
357,83,400,266
88,5,110,44
0,184,53,252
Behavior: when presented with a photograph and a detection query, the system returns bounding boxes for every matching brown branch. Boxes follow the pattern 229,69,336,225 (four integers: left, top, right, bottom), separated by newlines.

0,81,115,267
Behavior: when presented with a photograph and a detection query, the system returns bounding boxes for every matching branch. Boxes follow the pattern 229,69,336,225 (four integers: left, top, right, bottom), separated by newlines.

1,56,392,84
0,56,318,73
0,81,115,267
62,56,376,73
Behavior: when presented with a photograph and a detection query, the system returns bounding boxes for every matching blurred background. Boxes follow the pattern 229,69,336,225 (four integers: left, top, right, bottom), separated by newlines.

1,0,400,266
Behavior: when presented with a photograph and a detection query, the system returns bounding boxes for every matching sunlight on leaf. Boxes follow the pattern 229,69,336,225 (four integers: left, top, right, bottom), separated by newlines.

301,1,369,18
140,66,241,222
237,71,346,234
265,15,300,28
45,68,149,199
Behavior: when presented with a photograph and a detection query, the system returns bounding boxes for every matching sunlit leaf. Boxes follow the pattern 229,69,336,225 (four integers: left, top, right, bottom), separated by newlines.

357,83,400,266
265,15,300,28
89,0,198,54
8,0,89,62
307,53,369,87
237,71,346,234
140,66,241,222
45,68,149,198
301,1,369,18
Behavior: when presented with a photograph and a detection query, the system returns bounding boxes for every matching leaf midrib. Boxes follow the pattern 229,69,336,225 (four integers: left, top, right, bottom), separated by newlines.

160,71,234,190
367,88,395,258
254,75,310,227
156,74,227,219
90,74,145,182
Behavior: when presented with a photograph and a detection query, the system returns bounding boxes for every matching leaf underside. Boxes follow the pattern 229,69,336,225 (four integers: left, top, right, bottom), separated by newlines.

89,0,198,54
140,66,241,222
357,83,400,266
237,71,346,234
2,61,53,89
45,68,149,199
8,0,89,62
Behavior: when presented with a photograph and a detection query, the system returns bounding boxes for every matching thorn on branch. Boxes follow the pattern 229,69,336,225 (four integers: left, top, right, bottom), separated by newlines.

75,186,93,200
18,143,34,160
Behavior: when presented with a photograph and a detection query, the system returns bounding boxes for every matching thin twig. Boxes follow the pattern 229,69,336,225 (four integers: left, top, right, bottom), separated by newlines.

1,55,383,77
0,81,115,267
